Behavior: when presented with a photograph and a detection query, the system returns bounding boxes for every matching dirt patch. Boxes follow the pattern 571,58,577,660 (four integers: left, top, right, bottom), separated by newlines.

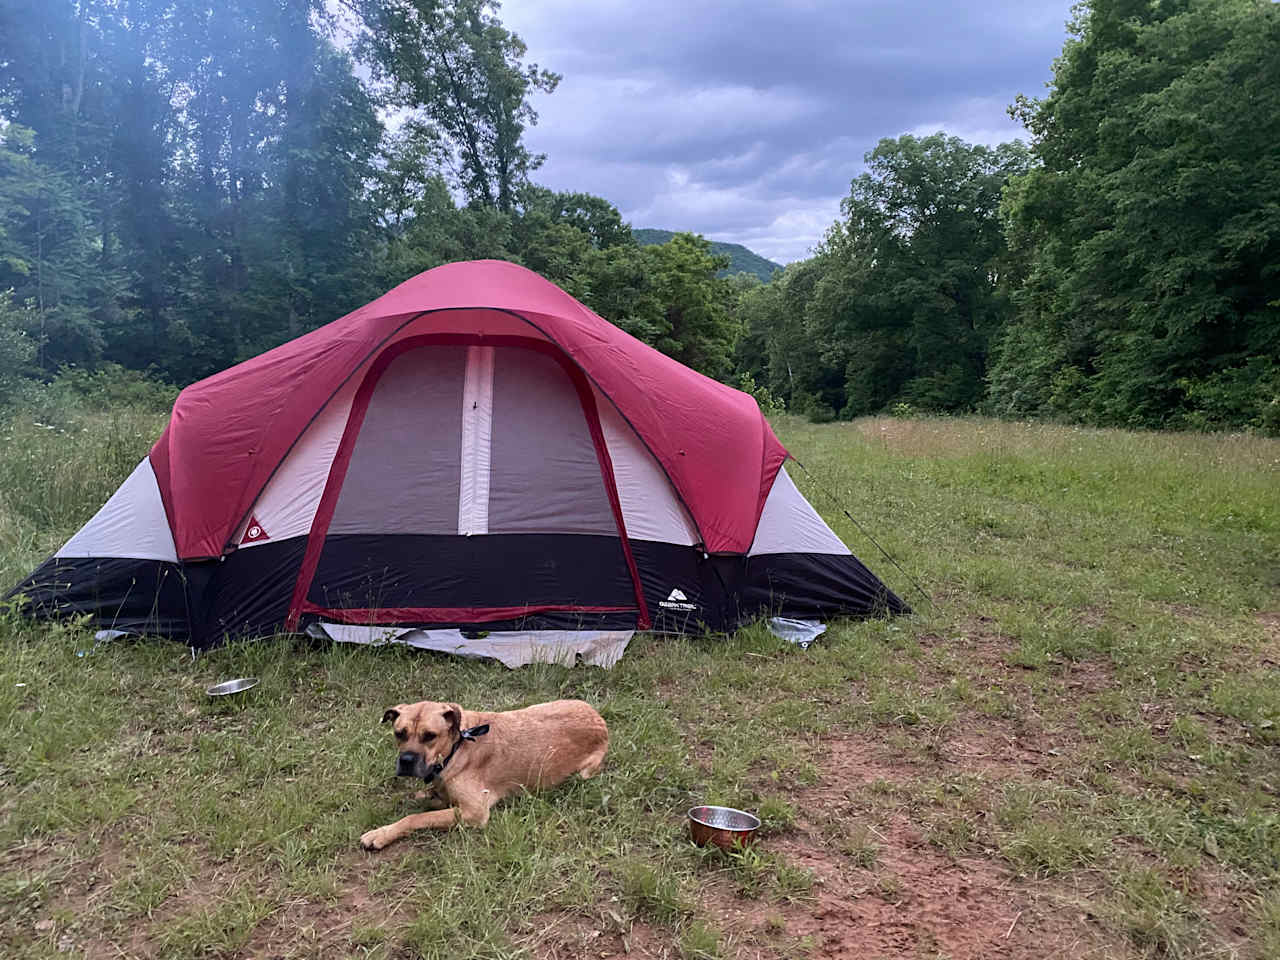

1076,606,1107,629
1162,603,1206,622
918,629,1006,662
107,867,243,960
71,859,391,960
1257,612,1280,665
237,873,390,960
1188,864,1252,954
937,722,1060,779
939,615,1019,645
699,817,1129,959
685,731,1134,959
927,615,1118,689
1061,657,1115,696
23,832,139,959
916,626,1021,689
690,737,715,773
783,737,922,806
525,911,674,959
0,834,77,877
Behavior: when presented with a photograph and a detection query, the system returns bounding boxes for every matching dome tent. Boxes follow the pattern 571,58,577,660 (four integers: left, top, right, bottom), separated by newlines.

9,260,906,659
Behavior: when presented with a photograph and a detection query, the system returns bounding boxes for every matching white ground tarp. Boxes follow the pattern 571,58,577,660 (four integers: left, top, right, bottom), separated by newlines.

306,621,634,669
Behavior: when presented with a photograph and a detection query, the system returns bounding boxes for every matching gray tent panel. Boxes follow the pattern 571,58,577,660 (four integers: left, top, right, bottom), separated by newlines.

327,346,466,536
488,348,616,536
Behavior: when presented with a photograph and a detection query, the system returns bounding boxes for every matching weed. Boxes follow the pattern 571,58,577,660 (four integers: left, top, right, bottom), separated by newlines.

999,818,1104,877
756,796,798,832
1103,865,1200,957
618,858,691,923
839,824,881,869
679,919,721,959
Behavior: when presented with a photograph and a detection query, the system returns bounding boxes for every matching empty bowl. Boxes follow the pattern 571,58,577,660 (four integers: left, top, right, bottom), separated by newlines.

688,805,761,849
205,677,259,697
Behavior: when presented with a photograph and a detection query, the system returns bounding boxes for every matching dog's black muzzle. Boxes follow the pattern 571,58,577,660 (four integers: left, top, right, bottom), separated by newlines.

397,751,421,777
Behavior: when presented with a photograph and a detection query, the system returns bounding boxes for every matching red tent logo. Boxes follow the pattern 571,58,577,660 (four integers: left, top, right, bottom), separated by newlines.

241,516,270,543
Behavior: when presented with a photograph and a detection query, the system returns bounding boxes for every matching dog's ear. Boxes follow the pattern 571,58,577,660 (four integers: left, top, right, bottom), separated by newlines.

441,703,464,736
381,707,400,725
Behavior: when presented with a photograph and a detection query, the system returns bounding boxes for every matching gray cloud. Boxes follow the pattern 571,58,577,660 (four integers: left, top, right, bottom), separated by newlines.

501,0,1073,263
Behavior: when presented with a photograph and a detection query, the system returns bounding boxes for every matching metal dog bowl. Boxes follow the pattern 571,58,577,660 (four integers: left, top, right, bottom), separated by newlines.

688,805,761,849
205,677,259,697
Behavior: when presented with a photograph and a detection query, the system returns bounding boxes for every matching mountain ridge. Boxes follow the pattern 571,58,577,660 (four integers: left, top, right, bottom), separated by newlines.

633,228,782,283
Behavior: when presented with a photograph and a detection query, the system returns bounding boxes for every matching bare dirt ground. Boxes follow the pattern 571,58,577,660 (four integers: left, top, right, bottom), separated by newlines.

691,735,1130,960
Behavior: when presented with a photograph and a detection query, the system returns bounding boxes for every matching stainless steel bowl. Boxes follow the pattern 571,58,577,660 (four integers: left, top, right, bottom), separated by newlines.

688,805,761,849
205,677,259,697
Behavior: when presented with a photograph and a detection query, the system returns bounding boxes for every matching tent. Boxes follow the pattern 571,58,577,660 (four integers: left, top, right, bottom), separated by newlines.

9,260,906,662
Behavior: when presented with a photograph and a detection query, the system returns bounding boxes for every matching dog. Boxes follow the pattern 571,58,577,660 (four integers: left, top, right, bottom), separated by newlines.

360,698,609,851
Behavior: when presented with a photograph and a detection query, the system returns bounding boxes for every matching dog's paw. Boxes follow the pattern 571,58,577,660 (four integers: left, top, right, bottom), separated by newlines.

360,828,389,851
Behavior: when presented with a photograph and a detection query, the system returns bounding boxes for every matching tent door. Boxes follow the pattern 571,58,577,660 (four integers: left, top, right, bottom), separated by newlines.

285,336,649,629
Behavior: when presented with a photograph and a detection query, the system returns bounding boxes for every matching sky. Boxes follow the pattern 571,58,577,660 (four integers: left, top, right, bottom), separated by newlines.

499,0,1076,264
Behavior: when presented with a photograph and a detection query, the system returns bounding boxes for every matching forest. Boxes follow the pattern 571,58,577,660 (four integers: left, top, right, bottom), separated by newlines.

0,0,1276,433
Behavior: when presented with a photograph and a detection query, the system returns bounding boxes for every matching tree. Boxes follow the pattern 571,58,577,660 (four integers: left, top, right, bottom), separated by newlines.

507,187,632,294
992,0,1280,432
374,168,515,288
641,234,739,379
516,226,741,381
0,117,102,370
0,0,749,394
112,0,385,379
0,1,130,371
517,187,633,250
0,0,388,382
813,134,1030,415
0,288,37,404
257,41,384,347
350,0,560,212
733,258,844,419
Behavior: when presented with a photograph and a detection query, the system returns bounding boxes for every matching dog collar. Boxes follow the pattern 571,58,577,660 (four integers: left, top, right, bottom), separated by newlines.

422,723,490,783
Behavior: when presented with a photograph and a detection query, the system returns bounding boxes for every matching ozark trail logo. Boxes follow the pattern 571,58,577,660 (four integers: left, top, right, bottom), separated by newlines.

240,515,270,544
659,588,696,612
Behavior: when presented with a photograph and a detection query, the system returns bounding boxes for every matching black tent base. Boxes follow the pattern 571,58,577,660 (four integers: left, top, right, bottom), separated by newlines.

9,538,907,651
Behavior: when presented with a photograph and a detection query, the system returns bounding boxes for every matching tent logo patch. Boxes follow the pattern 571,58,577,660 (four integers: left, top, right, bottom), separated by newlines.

241,516,270,544
659,588,696,611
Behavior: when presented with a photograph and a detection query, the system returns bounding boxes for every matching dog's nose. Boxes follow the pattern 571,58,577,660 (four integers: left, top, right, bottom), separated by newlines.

397,751,419,776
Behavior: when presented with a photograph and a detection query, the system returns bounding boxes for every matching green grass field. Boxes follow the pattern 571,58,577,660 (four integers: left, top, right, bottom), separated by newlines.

1,407,1277,959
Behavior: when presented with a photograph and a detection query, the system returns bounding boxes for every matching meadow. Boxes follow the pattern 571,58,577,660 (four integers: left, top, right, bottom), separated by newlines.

0,402,1277,959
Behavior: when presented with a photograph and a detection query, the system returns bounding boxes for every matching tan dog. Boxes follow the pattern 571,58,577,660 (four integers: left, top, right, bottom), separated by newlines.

360,698,608,851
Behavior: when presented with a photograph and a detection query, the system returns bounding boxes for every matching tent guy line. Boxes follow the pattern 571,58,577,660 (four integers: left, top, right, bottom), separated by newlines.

790,457,931,610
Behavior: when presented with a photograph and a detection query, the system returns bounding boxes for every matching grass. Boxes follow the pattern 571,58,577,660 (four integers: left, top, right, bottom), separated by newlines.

0,405,1277,958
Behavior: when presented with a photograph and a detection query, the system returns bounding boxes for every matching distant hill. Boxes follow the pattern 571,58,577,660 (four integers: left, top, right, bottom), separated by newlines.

633,228,783,283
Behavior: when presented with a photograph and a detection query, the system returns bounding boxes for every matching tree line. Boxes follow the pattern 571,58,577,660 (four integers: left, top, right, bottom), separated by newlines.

737,0,1278,434
0,0,739,390
1,0,1276,435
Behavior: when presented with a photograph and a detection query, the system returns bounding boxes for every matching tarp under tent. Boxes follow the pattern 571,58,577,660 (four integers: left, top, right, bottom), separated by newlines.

9,260,907,664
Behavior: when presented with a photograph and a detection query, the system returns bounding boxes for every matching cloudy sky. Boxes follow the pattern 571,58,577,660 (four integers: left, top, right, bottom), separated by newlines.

499,0,1075,264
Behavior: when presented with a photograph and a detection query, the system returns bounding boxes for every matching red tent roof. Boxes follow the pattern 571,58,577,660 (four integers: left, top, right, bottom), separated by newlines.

149,259,789,559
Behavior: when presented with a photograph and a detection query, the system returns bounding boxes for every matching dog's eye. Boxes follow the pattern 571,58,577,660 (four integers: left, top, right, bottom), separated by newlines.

421,732,436,743
394,729,407,741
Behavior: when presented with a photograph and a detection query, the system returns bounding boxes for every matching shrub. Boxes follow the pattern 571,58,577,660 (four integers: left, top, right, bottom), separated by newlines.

43,363,178,413
1176,358,1280,436
0,290,37,407
737,371,786,416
